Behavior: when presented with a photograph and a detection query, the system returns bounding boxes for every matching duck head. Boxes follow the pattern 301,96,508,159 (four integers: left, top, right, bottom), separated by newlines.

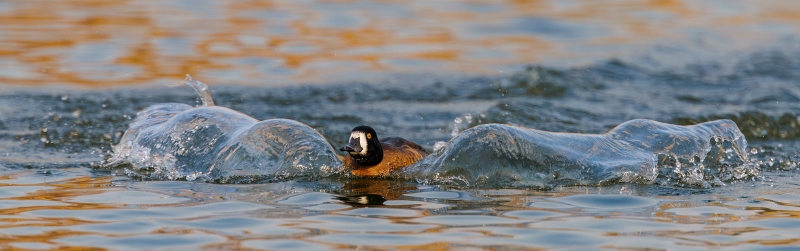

340,125,383,166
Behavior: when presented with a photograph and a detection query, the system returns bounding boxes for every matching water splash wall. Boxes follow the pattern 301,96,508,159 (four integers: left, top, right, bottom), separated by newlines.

401,120,753,189
106,104,343,183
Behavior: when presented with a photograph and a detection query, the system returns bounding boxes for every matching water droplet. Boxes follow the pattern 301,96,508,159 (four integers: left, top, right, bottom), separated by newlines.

750,148,758,154
433,141,447,152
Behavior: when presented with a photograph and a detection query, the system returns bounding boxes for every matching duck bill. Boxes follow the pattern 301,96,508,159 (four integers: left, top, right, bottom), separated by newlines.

339,139,362,153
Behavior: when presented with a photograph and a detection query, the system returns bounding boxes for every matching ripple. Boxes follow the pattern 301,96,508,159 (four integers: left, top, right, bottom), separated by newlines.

241,239,335,251
0,226,68,236
275,192,335,205
664,206,761,217
383,200,452,209
403,191,465,199
723,244,800,251
0,186,53,198
56,234,227,250
533,216,707,233
0,200,68,210
453,227,612,248
311,232,483,247
8,242,57,250
339,208,421,218
302,203,351,211
597,237,693,251
135,181,192,190
302,215,436,233
72,221,162,235
725,200,800,212
526,201,576,209
0,170,90,185
719,218,800,229
685,229,800,248
760,194,800,205
503,210,569,220
22,201,273,221
550,194,661,209
170,217,307,236
69,190,190,205
405,215,527,227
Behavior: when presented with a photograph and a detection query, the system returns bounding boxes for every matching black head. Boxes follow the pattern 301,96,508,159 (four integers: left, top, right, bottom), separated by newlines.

339,125,383,166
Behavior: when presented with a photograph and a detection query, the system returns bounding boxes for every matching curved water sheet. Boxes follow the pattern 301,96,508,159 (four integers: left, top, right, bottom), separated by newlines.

103,78,344,183
400,119,756,189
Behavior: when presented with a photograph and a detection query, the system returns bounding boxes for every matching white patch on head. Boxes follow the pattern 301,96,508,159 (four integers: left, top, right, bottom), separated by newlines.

350,131,368,155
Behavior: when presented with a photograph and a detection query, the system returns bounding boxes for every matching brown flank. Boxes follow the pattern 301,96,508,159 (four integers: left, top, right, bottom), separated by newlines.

343,137,428,177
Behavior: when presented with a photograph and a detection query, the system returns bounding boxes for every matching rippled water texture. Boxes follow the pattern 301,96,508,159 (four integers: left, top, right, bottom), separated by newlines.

1,0,798,86
3,171,800,250
2,0,800,250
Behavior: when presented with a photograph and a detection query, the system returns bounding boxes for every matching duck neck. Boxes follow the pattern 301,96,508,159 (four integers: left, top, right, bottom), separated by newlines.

354,143,383,166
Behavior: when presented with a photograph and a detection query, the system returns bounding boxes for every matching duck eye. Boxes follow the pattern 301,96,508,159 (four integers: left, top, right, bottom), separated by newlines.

366,133,372,139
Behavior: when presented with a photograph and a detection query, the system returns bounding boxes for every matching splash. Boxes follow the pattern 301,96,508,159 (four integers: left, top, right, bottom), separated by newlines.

400,119,756,189
102,80,345,183
449,113,476,137
178,74,215,107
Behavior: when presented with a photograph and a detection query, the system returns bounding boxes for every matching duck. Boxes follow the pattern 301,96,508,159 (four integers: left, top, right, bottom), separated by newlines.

340,125,429,177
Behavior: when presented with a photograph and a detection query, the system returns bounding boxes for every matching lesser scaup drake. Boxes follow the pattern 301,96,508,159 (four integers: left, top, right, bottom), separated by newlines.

340,125,429,177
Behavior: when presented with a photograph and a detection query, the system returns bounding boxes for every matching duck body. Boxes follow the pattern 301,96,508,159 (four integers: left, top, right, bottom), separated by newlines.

340,126,429,177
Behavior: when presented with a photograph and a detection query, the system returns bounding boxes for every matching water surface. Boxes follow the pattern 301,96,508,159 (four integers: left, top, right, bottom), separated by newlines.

2,0,800,250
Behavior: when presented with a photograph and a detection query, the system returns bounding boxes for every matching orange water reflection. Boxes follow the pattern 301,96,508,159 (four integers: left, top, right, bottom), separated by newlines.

3,171,800,249
0,0,798,87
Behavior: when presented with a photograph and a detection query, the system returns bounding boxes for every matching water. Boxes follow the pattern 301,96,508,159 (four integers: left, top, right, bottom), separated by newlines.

3,0,800,250
401,119,752,189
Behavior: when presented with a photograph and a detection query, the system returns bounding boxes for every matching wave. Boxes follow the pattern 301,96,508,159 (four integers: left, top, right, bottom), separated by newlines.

399,119,756,189
104,103,344,182
103,99,757,189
